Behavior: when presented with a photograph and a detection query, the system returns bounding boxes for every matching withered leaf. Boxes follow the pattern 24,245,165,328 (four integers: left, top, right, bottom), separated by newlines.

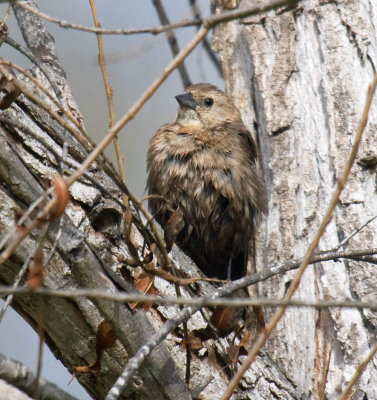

50,175,70,220
0,64,21,109
40,175,70,222
28,248,44,290
96,320,116,351
70,320,116,382
131,271,158,310
0,81,21,109
209,307,236,337
186,331,204,351
123,207,133,241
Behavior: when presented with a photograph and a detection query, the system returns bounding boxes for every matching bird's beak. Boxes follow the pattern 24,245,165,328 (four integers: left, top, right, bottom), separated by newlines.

175,92,197,110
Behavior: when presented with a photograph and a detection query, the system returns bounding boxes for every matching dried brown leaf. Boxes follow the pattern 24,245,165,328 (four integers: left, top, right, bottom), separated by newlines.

28,248,44,290
40,175,70,221
186,331,204,351
96,320,116,351
0,63,21,109
209,307,236,337
71,321,116,381
131,271,158,310
0,81,21,109
51,175,70,220
123,207,133,240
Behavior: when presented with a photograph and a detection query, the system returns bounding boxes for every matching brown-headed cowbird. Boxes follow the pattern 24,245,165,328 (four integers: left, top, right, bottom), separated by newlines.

147,83,267,280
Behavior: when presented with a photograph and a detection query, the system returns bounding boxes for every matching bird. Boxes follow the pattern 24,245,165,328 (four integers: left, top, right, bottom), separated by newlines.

146,83,267,281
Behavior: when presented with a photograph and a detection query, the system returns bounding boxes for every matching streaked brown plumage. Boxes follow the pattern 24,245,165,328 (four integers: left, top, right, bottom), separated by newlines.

147,83,267,280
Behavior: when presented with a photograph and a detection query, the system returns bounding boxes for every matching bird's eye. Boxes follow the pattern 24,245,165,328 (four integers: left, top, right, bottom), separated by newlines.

204,98,214,107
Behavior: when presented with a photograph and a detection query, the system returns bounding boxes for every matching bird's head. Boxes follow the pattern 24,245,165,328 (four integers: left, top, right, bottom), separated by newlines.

175,83,241,130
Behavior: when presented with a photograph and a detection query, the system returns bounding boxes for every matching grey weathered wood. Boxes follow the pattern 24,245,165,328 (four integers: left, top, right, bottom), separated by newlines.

0,353,79,400
213,0,377,398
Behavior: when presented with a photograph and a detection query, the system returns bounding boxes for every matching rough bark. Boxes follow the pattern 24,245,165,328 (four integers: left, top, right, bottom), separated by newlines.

0,1,303,400
213,0,377,398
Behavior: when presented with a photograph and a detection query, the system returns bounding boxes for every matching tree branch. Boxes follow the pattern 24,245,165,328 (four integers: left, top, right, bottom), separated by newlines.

151,0,192,87
13,0,300,35
0,353,79,400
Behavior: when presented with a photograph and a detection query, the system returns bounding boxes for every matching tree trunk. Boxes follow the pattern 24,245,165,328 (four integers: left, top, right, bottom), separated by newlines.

213,0,377,398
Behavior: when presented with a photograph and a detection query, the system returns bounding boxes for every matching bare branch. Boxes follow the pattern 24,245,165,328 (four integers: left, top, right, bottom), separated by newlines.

338,341,377,400
13,0,300,36
88,0,129,207
330,214,377,252
3,36,63,100
151,0,192,87
0,63,90,150
0,353,79,400
188,0,222,77
3,286,377,311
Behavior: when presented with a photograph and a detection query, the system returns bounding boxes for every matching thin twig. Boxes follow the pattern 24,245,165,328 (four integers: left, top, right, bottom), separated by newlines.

0,62,91,151
330,214,377,252
221,70,377,400
4,286,377,310
0,2,11,26
13,0,300,36
338,341,377,400
0,254,32,322
13,0,200,35
34,296,44,400
152,0,192,87
319,335,333,399
188,0,222,77
88,0,129,206
0,59,83,131
0,224,48,323
0,353,79,400
3,36,63,99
